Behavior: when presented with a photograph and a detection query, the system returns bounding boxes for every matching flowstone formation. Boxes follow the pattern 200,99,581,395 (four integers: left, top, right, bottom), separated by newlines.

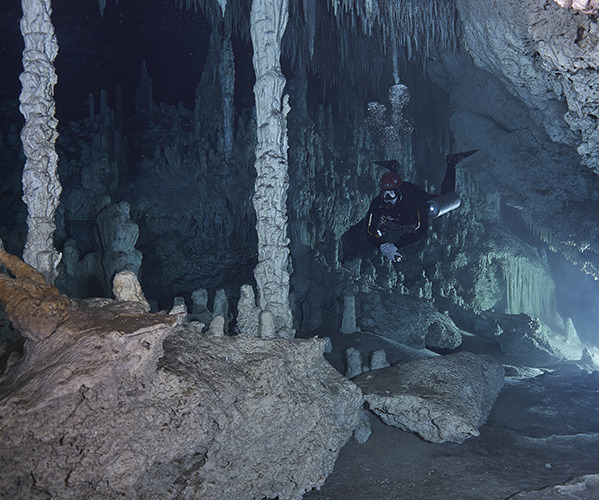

0,250,365,499
456,0,599,173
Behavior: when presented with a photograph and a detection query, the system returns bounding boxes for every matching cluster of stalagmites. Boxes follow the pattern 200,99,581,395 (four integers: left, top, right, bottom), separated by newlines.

0,250,364,499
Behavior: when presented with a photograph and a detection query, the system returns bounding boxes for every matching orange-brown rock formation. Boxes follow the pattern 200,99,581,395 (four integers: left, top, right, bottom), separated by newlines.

0,249,72,342
0,249,176,344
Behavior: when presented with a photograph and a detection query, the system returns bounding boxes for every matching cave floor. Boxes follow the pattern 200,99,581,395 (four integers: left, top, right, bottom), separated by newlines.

299,330,599,500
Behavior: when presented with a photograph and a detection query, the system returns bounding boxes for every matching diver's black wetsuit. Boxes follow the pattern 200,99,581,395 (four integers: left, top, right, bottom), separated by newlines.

365,182,431,248
365,159,458,249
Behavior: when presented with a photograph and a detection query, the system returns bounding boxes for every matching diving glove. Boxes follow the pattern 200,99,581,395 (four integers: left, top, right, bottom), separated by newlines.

380,242,402,262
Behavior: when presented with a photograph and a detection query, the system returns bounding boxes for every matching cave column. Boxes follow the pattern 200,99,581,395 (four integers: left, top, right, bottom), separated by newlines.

19,0,62,284
250,0,294,337
220,22,235,162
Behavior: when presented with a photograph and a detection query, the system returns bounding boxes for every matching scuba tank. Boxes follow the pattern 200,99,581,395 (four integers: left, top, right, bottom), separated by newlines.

427,191,461,218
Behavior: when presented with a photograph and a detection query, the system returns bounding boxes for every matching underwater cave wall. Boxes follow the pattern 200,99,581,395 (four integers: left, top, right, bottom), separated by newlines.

3,0,599,342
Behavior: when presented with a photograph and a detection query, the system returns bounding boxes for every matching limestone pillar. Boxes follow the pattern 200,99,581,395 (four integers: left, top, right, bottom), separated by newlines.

250,0,294,336
19,0,62,284
220,27,235,162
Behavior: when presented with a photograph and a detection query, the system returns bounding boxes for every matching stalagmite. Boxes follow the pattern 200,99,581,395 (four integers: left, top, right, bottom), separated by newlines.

208,315,225,337
345,347,363,379
341,295,358,334
250,0,294,337
96,202,143,293
19,0,62,284
258,309,276,339
236,284,261,337
112,270,150,313
170,297,188,317
191,288,212,324
370,349,390,370
212,288,229,332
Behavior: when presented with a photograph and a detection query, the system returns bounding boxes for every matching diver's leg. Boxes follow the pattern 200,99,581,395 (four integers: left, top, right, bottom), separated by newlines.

441,158,456,194
442,149,479,194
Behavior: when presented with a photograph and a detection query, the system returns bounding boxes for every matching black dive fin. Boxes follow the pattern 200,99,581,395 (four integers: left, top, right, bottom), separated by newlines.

446,149,479,165
374,159,400,172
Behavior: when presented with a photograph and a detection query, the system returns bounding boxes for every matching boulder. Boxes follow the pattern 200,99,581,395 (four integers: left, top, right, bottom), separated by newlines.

440,304,566,367
0,251,365,500
357,292,465,350
510,473,599,499
494,314,564,367
0,317,365,499
354,351,505,443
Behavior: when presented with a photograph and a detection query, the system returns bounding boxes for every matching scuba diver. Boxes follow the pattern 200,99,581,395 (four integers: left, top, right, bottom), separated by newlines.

365,150,478,262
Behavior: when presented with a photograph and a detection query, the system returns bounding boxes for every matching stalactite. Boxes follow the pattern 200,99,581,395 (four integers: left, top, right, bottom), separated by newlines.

182,0,250,41
522,213,556,252
327,0,458,67
250,0,294,337
177,0,457,124
98,0,121,16
133,60,153,120
19,0,62,284
392,37,400,84
303,0,316,57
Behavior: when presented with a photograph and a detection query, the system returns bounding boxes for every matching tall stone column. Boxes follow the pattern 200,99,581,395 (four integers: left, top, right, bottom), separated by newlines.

220,26,235,162
19,0,62,284
250,0,294,337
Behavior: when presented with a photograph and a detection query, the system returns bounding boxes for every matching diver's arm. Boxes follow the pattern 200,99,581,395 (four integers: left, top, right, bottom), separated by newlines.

365,203,384,247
